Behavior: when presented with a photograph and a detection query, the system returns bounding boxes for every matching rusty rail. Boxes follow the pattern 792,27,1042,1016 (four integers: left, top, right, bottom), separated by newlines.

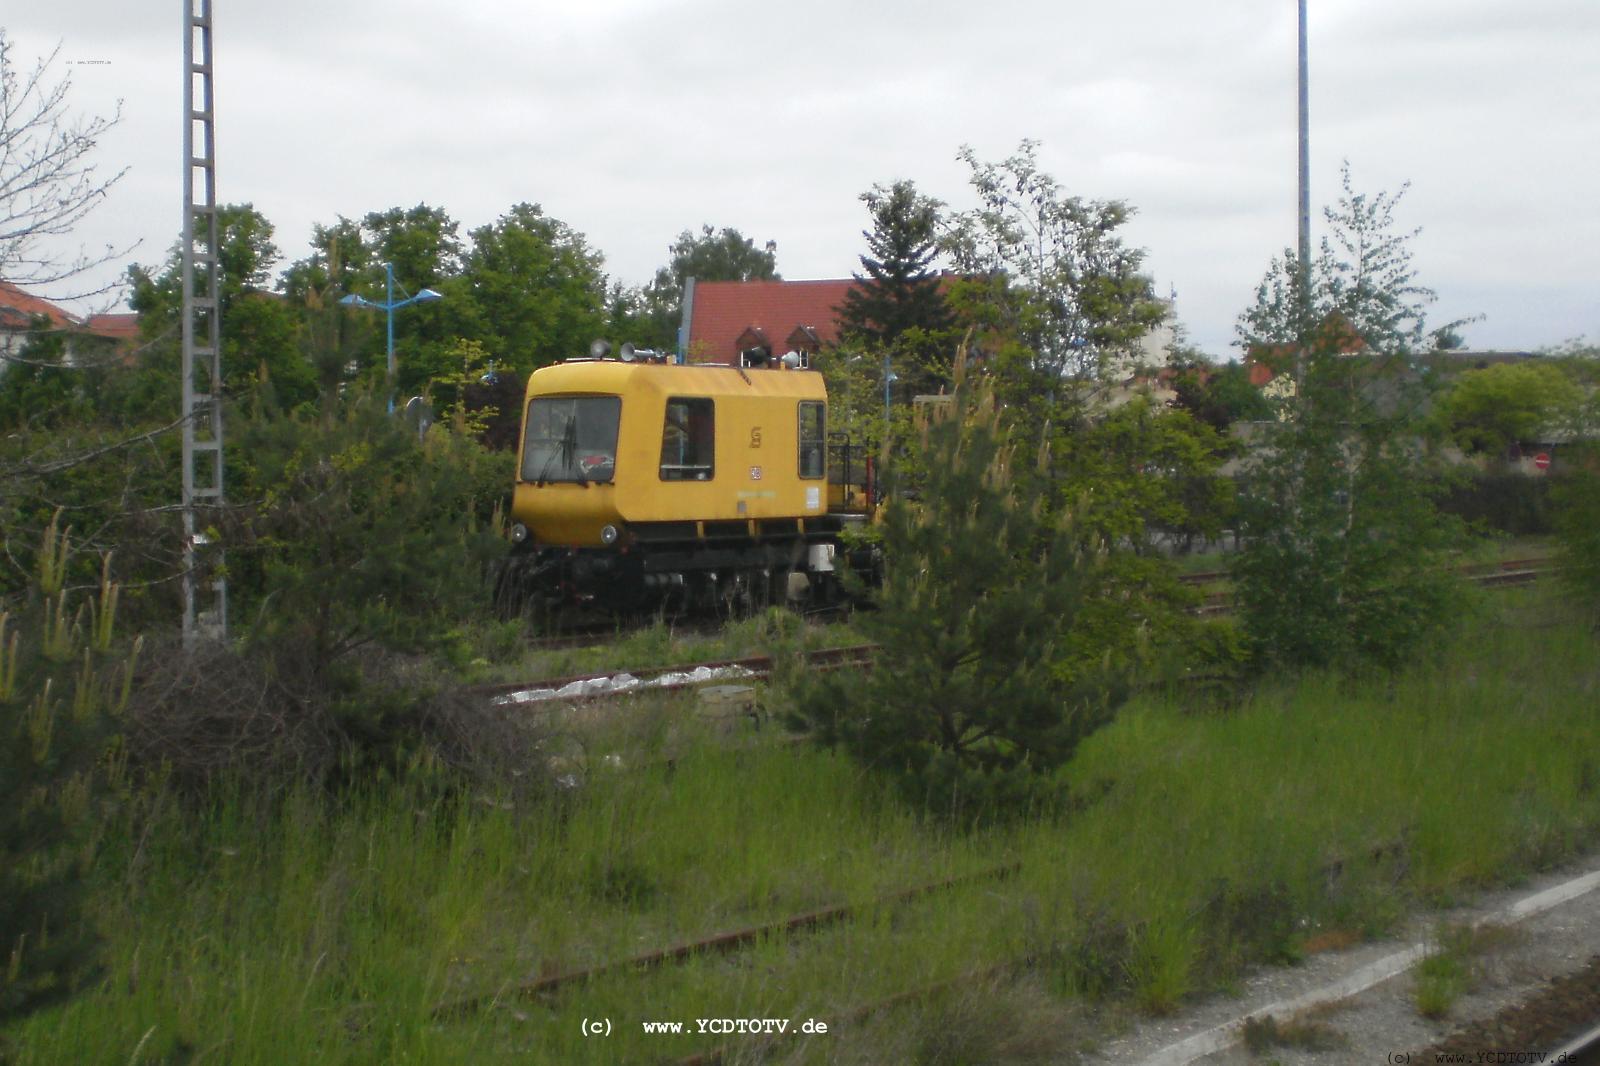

434,862,1020,1019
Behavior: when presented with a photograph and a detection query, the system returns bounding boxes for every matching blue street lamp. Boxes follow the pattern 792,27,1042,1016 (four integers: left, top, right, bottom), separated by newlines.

339,262,442,410
883,352,898,438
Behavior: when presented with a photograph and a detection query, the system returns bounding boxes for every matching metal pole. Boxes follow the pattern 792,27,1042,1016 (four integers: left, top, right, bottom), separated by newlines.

1296,0,1311,389
181,0,226,647
1297,0,1311,308
385,261,396,382
385,261,396,412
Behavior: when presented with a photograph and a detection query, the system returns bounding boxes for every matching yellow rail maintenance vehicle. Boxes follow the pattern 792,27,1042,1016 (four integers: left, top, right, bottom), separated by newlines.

502,347,874,612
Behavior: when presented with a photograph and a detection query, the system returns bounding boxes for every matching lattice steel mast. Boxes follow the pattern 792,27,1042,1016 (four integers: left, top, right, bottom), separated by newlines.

181,0,226,646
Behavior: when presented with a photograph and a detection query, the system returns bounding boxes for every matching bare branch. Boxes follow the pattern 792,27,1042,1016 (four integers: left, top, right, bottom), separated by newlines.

6,412,189,478
0,30,138,296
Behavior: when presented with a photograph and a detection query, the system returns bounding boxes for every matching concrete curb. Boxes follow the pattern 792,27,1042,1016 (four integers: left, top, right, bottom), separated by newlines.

1138,867,1600,1065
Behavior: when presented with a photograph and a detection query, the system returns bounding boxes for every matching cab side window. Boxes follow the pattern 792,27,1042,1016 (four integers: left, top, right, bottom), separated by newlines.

798,401,825,479
660,397,715,480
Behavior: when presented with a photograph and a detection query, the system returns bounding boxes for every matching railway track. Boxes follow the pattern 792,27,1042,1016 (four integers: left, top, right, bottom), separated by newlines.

522,605,848,652
1174,556,1555,587
436,557,1571,1061
673,959,1021,1066
519,558,1550,654
472,643,875,707
435,862,1020,1019
480,559,1555,707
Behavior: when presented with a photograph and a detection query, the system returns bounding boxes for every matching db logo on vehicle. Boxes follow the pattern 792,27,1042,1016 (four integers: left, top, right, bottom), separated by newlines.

749,466,763,480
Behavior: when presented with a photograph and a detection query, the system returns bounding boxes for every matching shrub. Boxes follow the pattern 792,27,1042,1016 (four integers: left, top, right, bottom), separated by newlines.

1435,472,1554,536
787,381,1126,820
230,393,508,677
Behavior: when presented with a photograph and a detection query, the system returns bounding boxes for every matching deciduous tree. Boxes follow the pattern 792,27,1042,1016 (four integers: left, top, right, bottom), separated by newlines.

460,202,606,373
943,140,1164,406
1435,361,1581,456
627,224,781,351
1231,166,1472,670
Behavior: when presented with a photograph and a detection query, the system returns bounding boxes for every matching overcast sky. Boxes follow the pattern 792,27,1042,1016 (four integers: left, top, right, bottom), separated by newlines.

9,0,1598,357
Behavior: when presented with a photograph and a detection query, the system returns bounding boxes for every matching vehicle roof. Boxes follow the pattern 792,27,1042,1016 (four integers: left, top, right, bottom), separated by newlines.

523,359,826,402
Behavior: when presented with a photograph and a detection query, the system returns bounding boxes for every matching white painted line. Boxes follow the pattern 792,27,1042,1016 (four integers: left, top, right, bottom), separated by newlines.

1138,864,1600,1066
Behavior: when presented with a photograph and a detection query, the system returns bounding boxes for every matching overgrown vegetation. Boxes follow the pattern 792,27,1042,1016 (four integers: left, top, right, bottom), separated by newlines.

2,595,1595,1062
1,515,138,1025
5,37,1599,1058
789,376,1126,818
1232,165,1474,670
1412,922,1517,1019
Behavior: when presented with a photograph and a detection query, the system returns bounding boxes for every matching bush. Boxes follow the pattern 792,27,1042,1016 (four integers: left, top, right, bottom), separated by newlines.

230,394,509,677
787,383,1126,820
1231,422,1472,671
119,637,554,799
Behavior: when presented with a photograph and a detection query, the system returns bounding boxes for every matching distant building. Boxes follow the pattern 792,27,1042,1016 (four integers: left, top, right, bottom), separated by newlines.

0,281,138,372
682,278,860,365
1244,313,1543,394
682,276,1181,399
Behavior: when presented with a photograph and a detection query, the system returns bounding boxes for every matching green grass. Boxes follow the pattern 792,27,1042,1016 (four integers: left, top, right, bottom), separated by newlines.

1411,921,1517,1019
463,606,859,686
7,590,1599,1063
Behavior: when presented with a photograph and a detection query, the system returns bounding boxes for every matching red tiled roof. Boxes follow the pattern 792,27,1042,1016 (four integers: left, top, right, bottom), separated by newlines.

1244,313,1368,387
687,278,860,365
0,280,80,331
86,313,140,340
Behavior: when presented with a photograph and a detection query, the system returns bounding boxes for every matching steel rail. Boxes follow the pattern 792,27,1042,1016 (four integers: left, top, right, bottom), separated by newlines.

433,862,1020,1019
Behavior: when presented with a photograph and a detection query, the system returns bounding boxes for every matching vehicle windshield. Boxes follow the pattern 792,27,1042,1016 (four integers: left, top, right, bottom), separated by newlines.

521,395,621,485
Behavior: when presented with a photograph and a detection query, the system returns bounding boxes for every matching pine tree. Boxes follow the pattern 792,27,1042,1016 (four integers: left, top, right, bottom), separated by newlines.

836,181,956,392
788,370,1124,818
2,514,137,1024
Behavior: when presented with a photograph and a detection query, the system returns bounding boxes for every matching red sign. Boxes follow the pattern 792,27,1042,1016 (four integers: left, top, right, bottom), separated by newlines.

1534,452,1552,470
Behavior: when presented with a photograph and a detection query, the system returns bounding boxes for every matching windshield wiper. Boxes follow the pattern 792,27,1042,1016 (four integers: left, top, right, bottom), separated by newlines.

535,416,591,487
534,417,574,487
561,417,590,487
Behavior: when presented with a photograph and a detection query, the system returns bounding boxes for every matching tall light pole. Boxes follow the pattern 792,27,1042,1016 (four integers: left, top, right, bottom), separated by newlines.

339,262,443,410
1298,0,1311,310
1296,0,1312,388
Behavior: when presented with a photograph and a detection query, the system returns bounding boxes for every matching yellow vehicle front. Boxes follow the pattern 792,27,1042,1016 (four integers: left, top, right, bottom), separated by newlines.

504,358,844,610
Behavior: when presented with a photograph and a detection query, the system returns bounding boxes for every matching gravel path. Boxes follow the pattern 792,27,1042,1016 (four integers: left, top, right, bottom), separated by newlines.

1080,849,1600,1065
